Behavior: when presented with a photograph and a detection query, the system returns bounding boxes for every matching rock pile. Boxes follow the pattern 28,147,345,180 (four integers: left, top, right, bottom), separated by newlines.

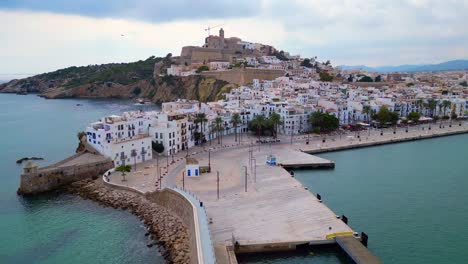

66,179,190,264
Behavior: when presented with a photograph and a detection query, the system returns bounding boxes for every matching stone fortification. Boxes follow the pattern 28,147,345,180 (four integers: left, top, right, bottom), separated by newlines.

201,68,285,85
18,152,113,195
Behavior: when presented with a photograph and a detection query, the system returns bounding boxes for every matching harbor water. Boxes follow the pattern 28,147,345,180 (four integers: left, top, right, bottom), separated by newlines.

241,133,468,263
0,94,163,264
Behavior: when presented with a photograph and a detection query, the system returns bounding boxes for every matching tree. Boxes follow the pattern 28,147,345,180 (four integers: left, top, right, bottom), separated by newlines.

309,112,339,133
362,105,372,124
214,117,223,144
268,113,282,139
194,113,207,145
375,75,382,82
249,114,267,142
407,112,421,123
416,99,425,115
152,141,164,153
196,65,209,73
132,87,141,96
300,58,313,68
373,106,399,127
460,81,468,87
115,165,132,182
77,131,86,141
442,100,451,117
360,76,373,82
272,50,289,61
231,113,241,142
319,72,334,82
427,99,437,117
406,82,415,87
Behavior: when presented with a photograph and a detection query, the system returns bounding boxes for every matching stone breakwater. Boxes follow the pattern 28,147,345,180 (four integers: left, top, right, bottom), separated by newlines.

65,179,191,264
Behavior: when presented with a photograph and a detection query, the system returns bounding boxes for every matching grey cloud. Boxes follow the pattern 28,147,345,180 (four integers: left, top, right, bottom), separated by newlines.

0,0,262,22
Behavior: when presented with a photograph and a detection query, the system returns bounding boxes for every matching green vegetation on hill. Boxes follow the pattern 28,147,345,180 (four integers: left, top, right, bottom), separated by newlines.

22,56,163,89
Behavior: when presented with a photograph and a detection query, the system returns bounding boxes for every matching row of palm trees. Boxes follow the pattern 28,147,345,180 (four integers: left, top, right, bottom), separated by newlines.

248,113,282,142
415,99,453,117
361,99,455,126
194,112,243,146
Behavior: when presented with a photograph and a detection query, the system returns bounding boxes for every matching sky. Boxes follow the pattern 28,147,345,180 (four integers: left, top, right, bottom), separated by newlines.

1,0,468,79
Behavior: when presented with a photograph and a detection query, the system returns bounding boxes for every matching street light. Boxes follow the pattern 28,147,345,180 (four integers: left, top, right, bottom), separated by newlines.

182,170,185,190
172,147,175,163
242,165,248,192
216,171,220,200
252,158,257,183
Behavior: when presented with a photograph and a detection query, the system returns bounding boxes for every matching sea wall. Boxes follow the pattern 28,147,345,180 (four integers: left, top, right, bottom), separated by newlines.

145,190,199,264
66,179,191,263
103,169,215,264
18,154,113,195
303,128,468,154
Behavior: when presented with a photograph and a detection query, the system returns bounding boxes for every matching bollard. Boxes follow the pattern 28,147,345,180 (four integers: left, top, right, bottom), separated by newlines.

341,215,348,224
361,232,369,247
200,201,203,207
316,193,322,201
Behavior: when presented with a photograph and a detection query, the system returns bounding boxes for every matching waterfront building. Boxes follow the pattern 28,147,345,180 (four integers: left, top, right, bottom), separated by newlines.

86,113,153,167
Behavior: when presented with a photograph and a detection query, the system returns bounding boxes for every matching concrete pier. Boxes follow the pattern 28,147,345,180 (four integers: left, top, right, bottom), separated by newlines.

336,236,382,264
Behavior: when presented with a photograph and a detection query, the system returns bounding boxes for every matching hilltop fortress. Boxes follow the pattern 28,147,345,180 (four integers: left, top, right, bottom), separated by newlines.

172,29,285,85
178,28,275,65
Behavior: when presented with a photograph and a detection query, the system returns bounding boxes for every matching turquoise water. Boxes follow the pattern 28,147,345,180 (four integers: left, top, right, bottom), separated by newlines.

241,134,468,263
288,135,468,263
0,94,163,263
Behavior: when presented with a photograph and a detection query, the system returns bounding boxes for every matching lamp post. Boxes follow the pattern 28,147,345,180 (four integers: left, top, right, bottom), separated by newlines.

217,171,220,200
252,158,257,183
159,169,162,189
182,170,185,190
243,165,248,192
208,149,211,172
172,147,175,163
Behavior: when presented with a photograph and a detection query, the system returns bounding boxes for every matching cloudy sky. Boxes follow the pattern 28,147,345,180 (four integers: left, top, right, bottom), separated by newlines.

1,0,468,79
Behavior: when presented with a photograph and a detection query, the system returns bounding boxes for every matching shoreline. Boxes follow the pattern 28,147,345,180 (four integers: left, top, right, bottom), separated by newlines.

65,179,191,264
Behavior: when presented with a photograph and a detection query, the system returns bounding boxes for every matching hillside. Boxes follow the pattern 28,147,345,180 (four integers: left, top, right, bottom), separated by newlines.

0,56,237,102
341,59,468,72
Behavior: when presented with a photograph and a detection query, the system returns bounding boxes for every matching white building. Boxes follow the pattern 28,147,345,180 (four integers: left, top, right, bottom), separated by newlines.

86,113,153,167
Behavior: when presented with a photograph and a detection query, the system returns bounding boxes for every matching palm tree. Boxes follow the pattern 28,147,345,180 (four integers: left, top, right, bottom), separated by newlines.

427,99,437,117
195,112,207,145
416,99,424,115
115,165,132,182
362,105,371,123
214,117,223,144
231,113,241,142
442,100,451,117
250,115,266,142
362,105,372,136
269,113,282,139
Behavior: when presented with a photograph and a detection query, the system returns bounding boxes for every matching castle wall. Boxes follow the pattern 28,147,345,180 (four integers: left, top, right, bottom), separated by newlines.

201,68,285,85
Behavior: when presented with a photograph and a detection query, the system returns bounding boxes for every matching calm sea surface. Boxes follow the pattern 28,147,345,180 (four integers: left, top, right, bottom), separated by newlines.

241,133,468,263
0,94,163,264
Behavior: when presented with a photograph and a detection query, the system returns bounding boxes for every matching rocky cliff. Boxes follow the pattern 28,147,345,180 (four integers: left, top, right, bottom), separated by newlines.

0,56,237,103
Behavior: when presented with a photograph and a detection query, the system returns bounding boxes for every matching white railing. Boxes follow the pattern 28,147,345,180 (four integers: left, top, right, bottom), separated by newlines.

172,186,217,264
